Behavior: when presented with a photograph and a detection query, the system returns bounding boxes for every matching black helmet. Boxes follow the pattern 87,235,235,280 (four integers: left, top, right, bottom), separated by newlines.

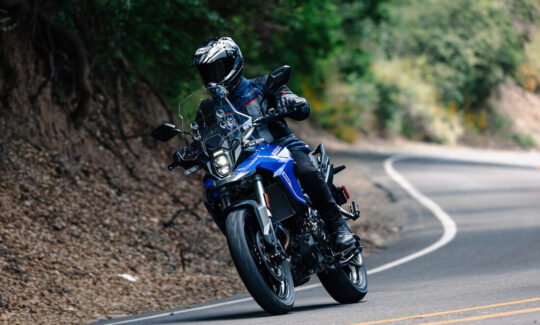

191,37,244,90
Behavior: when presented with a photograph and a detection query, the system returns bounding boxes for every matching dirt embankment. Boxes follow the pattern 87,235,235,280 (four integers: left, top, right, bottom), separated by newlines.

0,13,400,325
0,18,246,324
490,80,540,147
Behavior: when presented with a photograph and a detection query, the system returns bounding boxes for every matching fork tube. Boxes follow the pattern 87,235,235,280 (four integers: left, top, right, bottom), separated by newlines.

254,175,267,206
253,175,275,244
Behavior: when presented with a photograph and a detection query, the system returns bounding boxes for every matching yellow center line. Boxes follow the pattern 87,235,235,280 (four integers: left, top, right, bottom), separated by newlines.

422,306,540,325
351,297,540,325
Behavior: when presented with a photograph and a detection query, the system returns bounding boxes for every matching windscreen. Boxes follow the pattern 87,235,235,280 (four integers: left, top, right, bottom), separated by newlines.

178,87,252,154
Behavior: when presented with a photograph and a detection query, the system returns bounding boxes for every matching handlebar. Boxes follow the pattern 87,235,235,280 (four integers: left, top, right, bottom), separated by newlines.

253,114,277,125
169,110,278,173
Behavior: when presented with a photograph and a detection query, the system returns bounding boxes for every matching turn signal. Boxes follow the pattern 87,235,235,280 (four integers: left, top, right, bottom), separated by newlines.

264,192,271,210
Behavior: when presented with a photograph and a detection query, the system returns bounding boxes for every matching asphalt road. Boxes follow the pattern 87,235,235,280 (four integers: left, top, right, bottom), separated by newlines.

94,152,540,325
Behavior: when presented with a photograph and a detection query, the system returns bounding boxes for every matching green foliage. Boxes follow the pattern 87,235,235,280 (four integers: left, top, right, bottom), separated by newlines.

0,9,16,32
486,111,513,137
512,133,536,148
375,0,535,108
315,0,538,144
372,58,463,144
515,24,540,93
51,0,344,104
44,0,539,145
483,109,537,148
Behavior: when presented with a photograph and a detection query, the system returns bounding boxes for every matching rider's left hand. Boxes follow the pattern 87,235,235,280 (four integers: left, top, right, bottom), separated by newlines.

275,96,296,118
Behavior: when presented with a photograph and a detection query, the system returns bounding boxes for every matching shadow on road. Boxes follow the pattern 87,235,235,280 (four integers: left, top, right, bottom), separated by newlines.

160,302,360,323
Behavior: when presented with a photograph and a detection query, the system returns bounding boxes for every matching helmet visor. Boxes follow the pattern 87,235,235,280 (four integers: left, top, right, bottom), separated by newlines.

197,58,234,86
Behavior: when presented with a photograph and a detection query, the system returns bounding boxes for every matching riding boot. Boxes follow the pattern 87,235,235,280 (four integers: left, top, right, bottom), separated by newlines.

290,150,355,249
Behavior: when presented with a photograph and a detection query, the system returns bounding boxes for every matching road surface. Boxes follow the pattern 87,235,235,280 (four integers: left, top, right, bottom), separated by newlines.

93,151,540,325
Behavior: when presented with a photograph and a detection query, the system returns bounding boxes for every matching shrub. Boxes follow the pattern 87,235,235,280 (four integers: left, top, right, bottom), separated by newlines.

512,133,536,148
515,28,540,93
376,0,535,108
372,58,463,144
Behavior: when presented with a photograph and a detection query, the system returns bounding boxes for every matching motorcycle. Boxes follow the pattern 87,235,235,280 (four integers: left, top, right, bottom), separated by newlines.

151,66,367,315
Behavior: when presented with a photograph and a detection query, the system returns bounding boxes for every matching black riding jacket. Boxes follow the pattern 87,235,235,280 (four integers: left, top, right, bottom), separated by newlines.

228,76,311,152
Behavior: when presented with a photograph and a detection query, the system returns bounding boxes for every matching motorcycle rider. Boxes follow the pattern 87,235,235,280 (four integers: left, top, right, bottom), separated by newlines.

188,36,355,249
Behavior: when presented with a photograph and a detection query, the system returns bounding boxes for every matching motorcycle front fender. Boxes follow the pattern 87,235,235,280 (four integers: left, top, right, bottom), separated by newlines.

224,199,279,246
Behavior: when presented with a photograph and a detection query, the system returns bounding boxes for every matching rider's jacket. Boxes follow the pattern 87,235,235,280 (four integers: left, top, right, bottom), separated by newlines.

229,76,311,153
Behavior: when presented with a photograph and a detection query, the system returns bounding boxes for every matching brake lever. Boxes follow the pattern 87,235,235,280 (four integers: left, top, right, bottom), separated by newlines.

254,115,275,125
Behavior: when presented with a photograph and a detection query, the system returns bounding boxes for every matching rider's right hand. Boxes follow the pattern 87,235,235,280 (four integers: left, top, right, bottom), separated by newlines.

174,146,190,162
171,145,199,171
168,147,193,170
168,148,186,171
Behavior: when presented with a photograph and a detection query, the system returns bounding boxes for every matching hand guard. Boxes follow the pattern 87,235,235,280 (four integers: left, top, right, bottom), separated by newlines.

170,146,197,170
174,146,189,162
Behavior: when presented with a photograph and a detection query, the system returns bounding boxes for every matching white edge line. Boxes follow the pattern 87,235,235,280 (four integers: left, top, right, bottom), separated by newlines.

104,154,457,325
369,154,458,273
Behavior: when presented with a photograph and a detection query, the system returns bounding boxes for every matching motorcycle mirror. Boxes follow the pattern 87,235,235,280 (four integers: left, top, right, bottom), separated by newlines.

264,65,291,97
151,123,182,142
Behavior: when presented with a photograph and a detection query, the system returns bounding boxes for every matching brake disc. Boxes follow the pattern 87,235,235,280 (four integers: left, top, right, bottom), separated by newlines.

255,231,285,282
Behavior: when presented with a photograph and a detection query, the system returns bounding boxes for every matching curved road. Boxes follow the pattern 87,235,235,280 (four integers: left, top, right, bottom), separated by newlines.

95,152,540,325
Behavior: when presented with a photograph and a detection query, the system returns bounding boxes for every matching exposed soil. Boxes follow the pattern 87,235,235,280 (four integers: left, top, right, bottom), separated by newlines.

490,80,540,146
0,23,248,323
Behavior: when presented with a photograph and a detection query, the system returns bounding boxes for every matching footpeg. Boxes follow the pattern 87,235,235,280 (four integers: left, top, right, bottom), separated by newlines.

349,201,360,220
338,201,360,220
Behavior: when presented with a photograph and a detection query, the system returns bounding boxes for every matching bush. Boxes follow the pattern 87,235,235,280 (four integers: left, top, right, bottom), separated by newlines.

512,133,536,148
33,0,539,144
371,58,463,144
515,27,540,93
302,56,378,142
375,0,535,108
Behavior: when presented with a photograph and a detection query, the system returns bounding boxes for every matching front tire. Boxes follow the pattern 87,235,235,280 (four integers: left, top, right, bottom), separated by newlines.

318,253,368,304
226,208,295,314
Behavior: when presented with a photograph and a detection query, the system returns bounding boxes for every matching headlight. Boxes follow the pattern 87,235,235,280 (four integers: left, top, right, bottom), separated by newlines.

214,155,228,167
218,165,230,175
213,151,231,177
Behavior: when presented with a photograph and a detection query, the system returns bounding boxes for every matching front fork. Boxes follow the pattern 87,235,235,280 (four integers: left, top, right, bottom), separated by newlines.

253,175,287,260
253,174,277,245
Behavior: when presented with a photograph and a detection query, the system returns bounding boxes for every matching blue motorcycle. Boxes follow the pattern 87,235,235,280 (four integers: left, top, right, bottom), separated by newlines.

151,66,367,314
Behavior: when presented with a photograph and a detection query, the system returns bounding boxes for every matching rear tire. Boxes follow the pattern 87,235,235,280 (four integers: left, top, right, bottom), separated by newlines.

318,253,368,304
226,208,295,315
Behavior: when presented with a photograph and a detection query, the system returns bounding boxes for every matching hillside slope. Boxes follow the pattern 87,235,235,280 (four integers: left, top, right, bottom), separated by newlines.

0,16,248,324
490,80,540,147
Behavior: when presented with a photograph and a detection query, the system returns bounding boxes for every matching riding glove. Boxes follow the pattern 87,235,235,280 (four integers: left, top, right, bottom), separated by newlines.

275,93,309,119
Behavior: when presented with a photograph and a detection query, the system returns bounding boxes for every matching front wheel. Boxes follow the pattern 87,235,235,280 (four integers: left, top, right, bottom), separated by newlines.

226,208,295,314
318,253,368,304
